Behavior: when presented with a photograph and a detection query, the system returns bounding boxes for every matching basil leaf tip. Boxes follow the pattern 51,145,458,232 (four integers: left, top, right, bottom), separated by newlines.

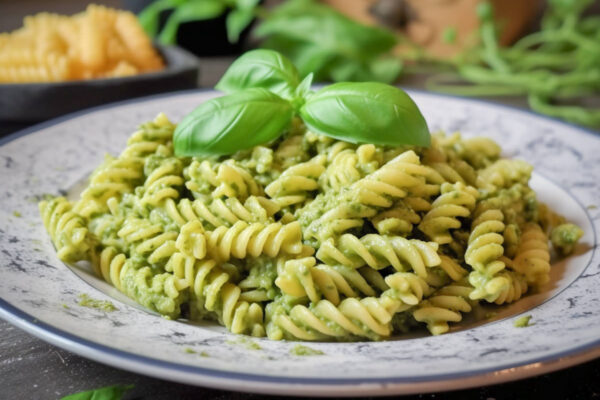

216,49,301,99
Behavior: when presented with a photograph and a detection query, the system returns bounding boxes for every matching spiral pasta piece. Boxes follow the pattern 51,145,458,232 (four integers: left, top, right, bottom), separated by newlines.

96,246,127,289
164,196,280,229
316,234,441,277
167,253,264,336
511,223,551,285
438,254,468,281
88,213,126,253
431,132,501,169
175,220,207,259
301,150,442,243
117,217,178,265
186,160,263,200
265,155,325,207
39,197,90,263
119,261,189,319
238,256,280,302
351,150,443,208
319,144,380,191
492,263,528,305
413,280,473,335
418,182,479,244
379,272,431,314
465,209,510,302
205,220,303,262
121,113,175,159
478,159,533,192
266,297,393,341
140,157,184,206
370,198,423,236
274,257,385,305
74,156,144,217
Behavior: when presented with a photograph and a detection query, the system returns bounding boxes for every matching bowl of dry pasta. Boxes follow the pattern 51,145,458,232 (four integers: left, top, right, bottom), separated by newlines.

0,5,199,134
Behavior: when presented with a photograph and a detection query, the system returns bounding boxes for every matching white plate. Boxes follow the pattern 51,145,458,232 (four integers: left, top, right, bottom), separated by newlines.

1,90,599,396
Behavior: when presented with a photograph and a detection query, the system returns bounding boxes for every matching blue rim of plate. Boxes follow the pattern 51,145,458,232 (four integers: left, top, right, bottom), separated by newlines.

1,88,599,389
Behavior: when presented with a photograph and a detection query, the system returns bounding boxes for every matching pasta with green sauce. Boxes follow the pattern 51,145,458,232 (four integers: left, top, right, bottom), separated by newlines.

40,113,583,341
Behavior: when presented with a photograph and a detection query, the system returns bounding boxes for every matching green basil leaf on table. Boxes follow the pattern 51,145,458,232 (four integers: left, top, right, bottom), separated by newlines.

158,0,226,44
299,82,430,147
174,88,294,156
60,384,134,400
216,49,301,99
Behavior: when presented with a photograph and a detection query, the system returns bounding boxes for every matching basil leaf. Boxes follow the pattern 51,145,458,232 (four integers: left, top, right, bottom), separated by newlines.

369,57,403,84
60,384,134,400
260,37,334,80
255,0,397,59
158,0,226,44
295,73,314,99
138,0,183,37
216,49,300,99
327,57,402,83
236,0,261,10
300,82,430,147
225,8,254,43
174,88,294,156
328,60,370,82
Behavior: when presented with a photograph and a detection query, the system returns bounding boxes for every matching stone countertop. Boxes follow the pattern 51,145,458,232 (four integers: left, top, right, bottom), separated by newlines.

1,56,599,400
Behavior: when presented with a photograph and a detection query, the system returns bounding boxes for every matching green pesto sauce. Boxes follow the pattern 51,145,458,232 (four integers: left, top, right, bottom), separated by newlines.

514,315,533,328
552,223,583,245
12,211,22,217
183,348,209,357
290,344,324,356
551,223,583,256
227,337,262,350
78,293,118,312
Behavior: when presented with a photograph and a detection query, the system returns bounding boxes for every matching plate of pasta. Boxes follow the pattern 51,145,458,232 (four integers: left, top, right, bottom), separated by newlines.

1,69,599,395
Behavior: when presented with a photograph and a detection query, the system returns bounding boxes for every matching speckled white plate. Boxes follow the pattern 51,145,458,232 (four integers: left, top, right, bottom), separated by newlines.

1,90,599,397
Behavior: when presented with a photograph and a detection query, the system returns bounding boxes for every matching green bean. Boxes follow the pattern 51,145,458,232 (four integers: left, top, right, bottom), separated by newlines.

427,0,600,127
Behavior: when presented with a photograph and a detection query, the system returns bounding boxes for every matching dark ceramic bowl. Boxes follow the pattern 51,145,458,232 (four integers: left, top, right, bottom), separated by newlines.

0,45,199,136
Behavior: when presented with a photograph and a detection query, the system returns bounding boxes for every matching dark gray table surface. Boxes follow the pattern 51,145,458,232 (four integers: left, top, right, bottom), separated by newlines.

1,57,599,400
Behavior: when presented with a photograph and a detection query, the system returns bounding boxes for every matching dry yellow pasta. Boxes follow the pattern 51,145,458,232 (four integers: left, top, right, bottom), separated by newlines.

0,4,164,83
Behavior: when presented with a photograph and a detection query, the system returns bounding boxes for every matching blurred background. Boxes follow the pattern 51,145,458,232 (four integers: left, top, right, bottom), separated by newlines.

1,1,600,399
1,0,599,135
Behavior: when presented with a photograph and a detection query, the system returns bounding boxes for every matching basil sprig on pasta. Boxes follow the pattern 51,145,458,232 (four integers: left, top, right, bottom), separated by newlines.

174,49,430,157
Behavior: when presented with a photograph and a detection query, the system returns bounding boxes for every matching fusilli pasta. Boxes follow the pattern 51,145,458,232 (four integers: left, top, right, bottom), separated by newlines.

40,116,583,341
